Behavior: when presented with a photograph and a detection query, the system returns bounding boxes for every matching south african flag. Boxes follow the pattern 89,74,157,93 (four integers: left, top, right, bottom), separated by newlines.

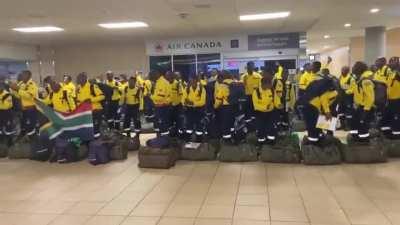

35,99,94,141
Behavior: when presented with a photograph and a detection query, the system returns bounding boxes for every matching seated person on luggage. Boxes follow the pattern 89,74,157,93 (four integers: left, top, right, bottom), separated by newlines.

350,61,375,142
384,57,400,139
252,71,278,146
166,71,183,137
182,74,206,142
76,72,105,138
0,83,15,140
302,63,338,145
121,75,142,138
214,70,235,143
43,80,76,113
149,70,172,136
9,70,39,138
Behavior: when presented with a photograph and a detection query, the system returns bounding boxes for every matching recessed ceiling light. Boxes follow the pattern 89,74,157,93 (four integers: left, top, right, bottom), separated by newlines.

370,8,380,13
323,45,330,49
12,26,63,33
344,23,352,28
98,21,148,29
324,35,330,39
239,11,290,21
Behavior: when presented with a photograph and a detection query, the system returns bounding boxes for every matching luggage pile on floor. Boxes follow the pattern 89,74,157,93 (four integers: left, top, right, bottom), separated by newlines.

0,130,141,166
137,129,399,168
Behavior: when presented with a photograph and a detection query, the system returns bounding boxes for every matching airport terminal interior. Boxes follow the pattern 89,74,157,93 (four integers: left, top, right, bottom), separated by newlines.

1,0,400,225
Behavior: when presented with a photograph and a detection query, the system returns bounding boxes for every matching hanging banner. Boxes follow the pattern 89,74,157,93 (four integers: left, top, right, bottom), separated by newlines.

248,32,300,50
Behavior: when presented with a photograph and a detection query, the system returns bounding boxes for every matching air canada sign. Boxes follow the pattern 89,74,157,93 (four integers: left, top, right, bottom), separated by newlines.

154,40,223,53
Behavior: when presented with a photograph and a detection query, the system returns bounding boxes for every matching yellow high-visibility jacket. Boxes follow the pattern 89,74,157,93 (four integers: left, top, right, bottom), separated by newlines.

310,90,338,113
252,87,275,112
77,82,105,111
150,76,172,106
0,91,13,110
182,82,206,107
214,79,233,108
241,72,262,95
353,71,375,111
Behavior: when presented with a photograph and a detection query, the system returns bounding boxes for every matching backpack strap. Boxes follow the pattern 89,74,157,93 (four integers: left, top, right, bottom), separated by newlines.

62,90,72,111
90,84,96,97
1,93,10,102
256,87,261,99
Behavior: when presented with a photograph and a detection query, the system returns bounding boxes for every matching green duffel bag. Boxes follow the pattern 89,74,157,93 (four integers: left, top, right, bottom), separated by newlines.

0,137,9,158
218,141,258,162
109,144,128,160
291,118,306,132
138,147,176,169
120,135,140,151
181,142,216,161
344,134,387,163
301,136,342,165
246,132,258,146
8,136,32,159
208,139,221,153
382,138,400,157
260,134,301,163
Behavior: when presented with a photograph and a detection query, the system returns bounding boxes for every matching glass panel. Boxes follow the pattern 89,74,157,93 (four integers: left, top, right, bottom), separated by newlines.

0,61,28,80
173,54,196,81
149,55,172,73
197,53,221,74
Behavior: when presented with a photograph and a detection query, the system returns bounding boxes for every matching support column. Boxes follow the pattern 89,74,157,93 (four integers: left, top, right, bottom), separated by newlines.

365,26,386,65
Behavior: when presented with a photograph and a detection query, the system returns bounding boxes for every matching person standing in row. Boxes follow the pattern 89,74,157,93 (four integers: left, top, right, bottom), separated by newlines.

121,75,142,137
10,70,38,138
76,72,105,138
182,74,206,142
241,61,262,128
105,71,122,130
150,70,172,136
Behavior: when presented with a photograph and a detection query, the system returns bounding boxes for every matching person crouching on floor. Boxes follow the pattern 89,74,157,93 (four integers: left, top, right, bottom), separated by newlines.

182,74,206,142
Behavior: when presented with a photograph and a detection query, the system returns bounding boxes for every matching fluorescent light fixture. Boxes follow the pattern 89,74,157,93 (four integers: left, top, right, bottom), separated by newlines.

344,23,352,28
323,45,330,49
12,26,63,33
98,21,148,29
324,35,330,39
239,11,290,21
370,8,380,13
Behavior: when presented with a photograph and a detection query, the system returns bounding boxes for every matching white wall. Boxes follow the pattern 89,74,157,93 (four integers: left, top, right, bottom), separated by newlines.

54,41,147,80
319,46,350,76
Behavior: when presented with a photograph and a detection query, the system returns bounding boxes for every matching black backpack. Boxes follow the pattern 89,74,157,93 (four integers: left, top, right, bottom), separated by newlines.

226,81,246,106
298,75,333,105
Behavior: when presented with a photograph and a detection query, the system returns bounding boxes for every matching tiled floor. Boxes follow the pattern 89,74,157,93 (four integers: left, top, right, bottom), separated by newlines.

1,134,400,225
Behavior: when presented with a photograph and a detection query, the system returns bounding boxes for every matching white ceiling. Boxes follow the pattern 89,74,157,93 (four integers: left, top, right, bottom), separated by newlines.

0,0,400,53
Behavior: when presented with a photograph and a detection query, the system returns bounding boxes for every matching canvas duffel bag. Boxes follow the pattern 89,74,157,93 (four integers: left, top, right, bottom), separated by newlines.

219,141,258,162
301,136,342,165
138,147,176,169
181,142,216,161
344,134,387,163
